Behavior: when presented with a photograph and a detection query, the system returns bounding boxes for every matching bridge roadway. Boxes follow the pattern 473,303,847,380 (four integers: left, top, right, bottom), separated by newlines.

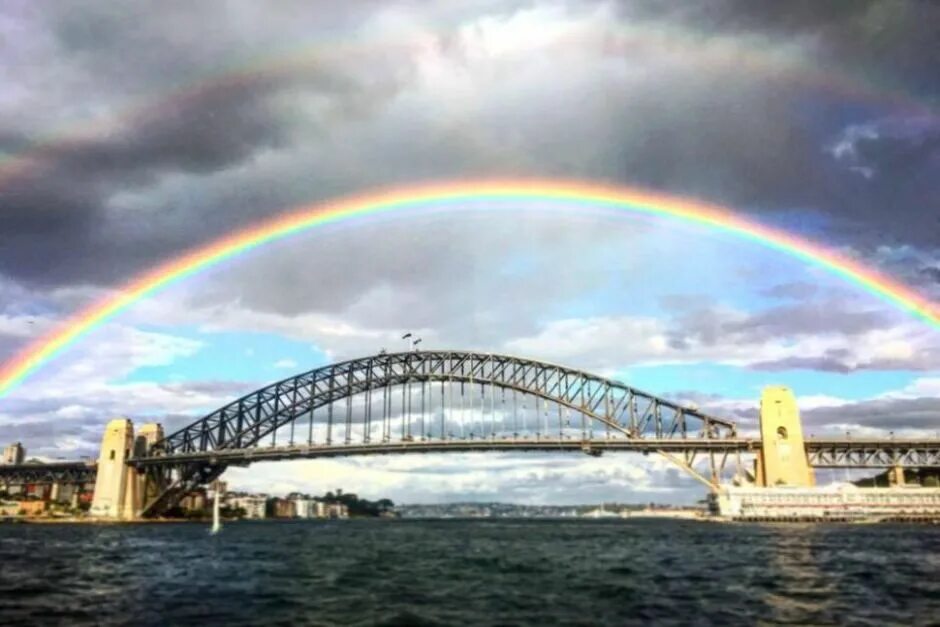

2,437,938,486
126,436,940,469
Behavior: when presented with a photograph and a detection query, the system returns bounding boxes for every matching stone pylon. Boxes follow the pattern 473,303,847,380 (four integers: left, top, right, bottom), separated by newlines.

90,418,137,519
133,423,165,517
756,387,815,487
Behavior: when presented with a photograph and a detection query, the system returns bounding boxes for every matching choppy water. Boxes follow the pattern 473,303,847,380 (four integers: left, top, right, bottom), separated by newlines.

0,519,938,626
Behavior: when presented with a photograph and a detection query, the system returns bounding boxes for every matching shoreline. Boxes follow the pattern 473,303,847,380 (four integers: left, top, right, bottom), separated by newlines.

5,515,938,525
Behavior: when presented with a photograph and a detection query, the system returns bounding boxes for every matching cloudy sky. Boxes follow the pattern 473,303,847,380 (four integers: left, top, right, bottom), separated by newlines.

0,1,938,504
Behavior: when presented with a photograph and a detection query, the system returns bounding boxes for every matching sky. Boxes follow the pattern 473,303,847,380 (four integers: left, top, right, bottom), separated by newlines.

0,0,938,504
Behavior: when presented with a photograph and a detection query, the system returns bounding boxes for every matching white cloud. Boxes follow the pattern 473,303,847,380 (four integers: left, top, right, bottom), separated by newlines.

504,313,940,374
879,376,940,400
222,451,697,505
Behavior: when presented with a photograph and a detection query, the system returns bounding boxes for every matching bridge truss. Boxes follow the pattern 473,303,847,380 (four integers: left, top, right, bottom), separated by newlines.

136,350,738,516
805,439,940,469
0,461,96,485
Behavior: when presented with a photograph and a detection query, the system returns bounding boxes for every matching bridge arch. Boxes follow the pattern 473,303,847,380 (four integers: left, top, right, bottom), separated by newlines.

139,351,737,516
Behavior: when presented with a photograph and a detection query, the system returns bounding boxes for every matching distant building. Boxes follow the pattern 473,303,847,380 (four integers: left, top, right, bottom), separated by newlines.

0,501,20,516
179,490,208,513
229,495,266,519
325,502,348,519
711,484,940,521
17,500,48,516
209,480,227,496
2,442,25,465
26,484,51,500
308,501,348,519
292,498,317,518
272,498,295,519
50,483,78,504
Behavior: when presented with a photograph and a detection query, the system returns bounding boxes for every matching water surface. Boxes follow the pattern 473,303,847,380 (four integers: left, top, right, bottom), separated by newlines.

1,519,937,625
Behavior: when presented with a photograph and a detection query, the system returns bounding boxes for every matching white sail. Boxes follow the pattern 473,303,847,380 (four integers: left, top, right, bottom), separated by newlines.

210,488,222,535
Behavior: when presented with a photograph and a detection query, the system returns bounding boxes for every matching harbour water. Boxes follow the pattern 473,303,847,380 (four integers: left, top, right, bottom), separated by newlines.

1,519,937,625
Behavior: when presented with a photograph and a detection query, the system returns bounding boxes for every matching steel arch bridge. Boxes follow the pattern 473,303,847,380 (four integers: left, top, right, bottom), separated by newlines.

136,350,740,516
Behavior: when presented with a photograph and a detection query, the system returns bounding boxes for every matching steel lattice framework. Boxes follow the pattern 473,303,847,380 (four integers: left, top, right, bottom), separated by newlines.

0,461,96,485
137,350,738,515
805,439,940,468
156,350,737,453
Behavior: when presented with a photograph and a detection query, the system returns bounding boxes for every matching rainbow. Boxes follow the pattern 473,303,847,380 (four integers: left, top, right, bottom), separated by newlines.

0,179,937,399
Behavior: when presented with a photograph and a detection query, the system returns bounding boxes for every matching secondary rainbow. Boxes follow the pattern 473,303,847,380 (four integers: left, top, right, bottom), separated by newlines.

0,179,937,399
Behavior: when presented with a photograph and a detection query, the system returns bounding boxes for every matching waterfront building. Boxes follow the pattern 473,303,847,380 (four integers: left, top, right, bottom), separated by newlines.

711,483,940,521
228,495,267,519
0,500,20,516
179,490,207,513
325,502,349,519
273,498,296,518
2,442,25,465
292,498,317,518
26,484,51,500
16,500,48,516
49,482,78,504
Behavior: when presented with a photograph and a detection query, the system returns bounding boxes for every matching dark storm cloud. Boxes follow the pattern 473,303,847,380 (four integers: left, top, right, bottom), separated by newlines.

0,21,407,286
672,391,940,435
623,0,940,92
612,0,940,248
0,80,290,284
801,397,940,432
0,0,936,303
849,123,940,177
922,267,940,285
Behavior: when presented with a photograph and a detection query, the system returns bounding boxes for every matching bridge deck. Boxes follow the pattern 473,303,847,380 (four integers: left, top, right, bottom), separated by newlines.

1,438,936,485
125,437,939,468
130,437,756,466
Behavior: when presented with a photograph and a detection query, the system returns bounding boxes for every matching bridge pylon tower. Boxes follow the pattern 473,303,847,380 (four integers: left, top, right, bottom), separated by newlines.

755,387,815,487
90,418,166,519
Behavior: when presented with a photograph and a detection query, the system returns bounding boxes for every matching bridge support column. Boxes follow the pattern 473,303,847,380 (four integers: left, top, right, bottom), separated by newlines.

756,387,815,487
90,418,137,519
134,423,165,515
890,465,905,486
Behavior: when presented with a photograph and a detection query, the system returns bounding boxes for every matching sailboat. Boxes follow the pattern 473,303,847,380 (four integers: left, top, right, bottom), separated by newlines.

210,488,222,535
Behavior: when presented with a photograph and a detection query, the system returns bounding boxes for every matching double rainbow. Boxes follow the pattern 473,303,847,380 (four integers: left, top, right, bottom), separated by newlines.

0,179,937,399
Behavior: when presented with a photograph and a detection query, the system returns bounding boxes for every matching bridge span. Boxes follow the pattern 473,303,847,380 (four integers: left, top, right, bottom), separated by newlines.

3,437,937,484
1,350,938,519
